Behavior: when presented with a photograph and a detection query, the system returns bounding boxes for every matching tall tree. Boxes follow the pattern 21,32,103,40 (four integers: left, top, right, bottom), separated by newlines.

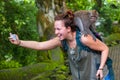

35,0,66,62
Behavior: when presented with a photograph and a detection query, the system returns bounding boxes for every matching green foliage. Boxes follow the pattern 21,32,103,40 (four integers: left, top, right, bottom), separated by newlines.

0,60,22,70
103,22,120,46
105,33,120,46
96,1,120,35
112,26,120,33
66,0,95,11
0,53,22,69
0,0,38,68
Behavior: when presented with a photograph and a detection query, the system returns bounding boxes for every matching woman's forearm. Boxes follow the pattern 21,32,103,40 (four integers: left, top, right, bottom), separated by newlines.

18,37,61,50
99,47,109,69
19,40,41,50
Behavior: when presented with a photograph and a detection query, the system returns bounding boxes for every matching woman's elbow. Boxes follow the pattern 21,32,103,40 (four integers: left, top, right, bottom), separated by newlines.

102,46,109,54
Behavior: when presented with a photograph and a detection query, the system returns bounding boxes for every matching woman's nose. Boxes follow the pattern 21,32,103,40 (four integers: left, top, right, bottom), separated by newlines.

55,30,58,35
55,30,58,34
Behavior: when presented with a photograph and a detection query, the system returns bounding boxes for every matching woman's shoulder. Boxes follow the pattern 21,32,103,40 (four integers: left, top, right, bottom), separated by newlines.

50,37,62,46
80,34,93,44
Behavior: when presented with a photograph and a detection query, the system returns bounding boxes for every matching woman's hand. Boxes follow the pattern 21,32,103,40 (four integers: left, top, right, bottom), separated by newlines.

9,33,21,45
96,69,103,80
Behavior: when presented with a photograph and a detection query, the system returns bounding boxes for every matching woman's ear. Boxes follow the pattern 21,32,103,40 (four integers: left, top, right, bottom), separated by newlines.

67,26,71,32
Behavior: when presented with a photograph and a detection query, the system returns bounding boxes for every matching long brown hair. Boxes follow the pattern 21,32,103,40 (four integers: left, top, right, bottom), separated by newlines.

54,10,76,32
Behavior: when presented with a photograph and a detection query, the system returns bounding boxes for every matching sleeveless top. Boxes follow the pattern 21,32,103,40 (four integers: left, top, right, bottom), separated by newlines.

61,30,115,80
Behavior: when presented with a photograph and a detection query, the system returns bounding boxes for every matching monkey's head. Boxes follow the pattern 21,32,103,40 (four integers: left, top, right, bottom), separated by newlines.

88,10,99,23
74,10,99,24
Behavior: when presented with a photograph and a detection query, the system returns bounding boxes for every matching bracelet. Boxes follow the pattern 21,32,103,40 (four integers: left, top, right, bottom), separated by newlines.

98,68,103,70
17,40,21,45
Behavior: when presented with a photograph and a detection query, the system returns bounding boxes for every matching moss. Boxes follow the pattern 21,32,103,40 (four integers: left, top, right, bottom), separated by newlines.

0,62,59,80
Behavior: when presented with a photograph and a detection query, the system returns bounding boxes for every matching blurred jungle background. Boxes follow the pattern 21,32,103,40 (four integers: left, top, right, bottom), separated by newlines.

0,0,120,80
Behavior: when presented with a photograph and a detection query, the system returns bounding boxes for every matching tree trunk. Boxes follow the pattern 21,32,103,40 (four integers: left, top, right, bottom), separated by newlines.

35,0,66,38
35,0,66,62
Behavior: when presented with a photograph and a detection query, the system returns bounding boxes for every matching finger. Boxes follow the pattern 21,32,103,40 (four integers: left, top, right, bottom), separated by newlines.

8,36,12,39
96,73,103,80
96,72,101,79
96,75,100,79
96,72,99,77
9,33,12,36
100,75,103,80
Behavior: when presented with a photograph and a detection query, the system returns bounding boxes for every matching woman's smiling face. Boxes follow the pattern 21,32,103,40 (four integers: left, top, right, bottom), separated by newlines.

54,20,70,40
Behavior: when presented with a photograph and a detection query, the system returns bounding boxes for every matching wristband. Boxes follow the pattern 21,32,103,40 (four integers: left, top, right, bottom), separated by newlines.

98,68,103,70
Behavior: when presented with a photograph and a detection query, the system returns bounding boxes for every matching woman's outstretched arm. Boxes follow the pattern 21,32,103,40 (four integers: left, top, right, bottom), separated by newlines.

9,33,61,50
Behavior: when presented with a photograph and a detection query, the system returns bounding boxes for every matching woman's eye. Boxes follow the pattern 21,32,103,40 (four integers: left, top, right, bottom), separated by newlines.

57,28,61,30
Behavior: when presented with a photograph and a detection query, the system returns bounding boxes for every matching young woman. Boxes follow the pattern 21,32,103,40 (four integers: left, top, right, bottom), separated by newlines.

9,11,114,80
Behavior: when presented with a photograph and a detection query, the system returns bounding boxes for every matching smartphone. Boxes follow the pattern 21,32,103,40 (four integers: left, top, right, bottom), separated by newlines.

10,33,16,40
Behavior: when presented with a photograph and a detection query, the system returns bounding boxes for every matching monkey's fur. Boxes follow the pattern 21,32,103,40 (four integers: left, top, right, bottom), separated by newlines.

74,10,99,41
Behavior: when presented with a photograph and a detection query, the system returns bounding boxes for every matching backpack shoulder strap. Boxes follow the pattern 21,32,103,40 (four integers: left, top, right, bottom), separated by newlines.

76,30,91,51
61,29,102,52
61,39,68,52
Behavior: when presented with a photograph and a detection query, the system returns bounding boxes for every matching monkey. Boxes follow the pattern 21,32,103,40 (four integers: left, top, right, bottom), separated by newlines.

74,10,100,41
